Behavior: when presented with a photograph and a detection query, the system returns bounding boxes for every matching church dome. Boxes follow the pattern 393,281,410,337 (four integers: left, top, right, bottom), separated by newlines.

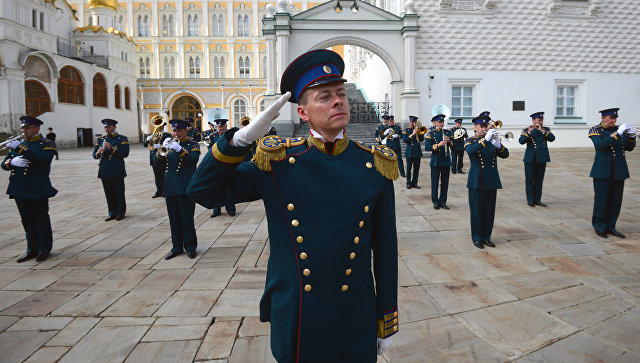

88,0,118,11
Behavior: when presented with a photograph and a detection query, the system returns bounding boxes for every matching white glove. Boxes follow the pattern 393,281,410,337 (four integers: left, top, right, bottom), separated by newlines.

146,135,153,142
168,142,182,152
628,127,638,138
392,134,399,139
163,138,172,146
9,156,28,167
232,92,291,147
617,123,630,136
152,143,161,149
491,137,501,148
484,129,497,142
6,140,20,149
377,336,393,355
383,129,391,136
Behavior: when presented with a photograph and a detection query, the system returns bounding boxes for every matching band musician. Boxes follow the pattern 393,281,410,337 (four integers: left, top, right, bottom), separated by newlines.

519,112,555,207
93,119,129,221
403,115,424,189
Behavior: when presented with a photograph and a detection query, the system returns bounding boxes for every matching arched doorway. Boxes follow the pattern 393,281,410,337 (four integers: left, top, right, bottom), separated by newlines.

171,95,202,130
24,80,51,117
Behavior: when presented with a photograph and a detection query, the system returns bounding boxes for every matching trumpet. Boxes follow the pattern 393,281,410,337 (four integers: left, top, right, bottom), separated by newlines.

488,119,513,142
416,121,428,135
147,115,166,150
0,134,25,150
158,137,179,157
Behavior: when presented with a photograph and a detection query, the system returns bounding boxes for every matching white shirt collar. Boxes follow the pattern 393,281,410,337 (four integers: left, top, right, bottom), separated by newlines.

309,129,344,143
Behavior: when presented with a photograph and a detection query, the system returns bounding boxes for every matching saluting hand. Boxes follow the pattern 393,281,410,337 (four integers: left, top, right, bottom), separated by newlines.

233,92,291,147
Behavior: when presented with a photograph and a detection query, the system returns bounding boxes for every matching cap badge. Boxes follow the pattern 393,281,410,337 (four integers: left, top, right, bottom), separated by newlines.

323,65,331,74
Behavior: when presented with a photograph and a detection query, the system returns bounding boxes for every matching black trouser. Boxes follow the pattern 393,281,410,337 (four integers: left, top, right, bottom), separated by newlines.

15,198,53,253
468,189,497,242
431,166,450,206
451,150,464,172
166,195,197,253
406,157,421,186
101,178,126,217
592,178,624,233
152,160,166,196
524,162,547,204
213,205,236,215
391,148,405,177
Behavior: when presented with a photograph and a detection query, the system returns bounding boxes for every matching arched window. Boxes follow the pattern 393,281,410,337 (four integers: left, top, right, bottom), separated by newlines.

137,15,149,36
259,99,265,112
213,56,225,78
93,73,107,107
187,15,194,36
143,15,149,36
114,84,121,109
194,15,200,36
162,15,175,36
212,15,224,36
239,56,250,78
171,95,202,129
187,14,200,36
163,56,175,78
25,80,51,117
124,87,131,110
139,57,151,78
237,14,249,36
233,98,246,125
57,66,84,104
188,56,200,78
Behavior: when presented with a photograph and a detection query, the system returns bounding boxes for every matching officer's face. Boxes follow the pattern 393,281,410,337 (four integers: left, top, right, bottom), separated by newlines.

532,117,543,126
104,124,116,135
475,123,489,136
209,123,215,130
173,127,188,139
21,125,39,138
297,82,350,138
389,119,395,126
602,115,617,127
435,120,444,129
217,124,227,134
456,122,462,128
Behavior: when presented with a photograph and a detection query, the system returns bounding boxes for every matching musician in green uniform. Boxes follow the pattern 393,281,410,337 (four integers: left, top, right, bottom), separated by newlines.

159,119,201,259
588,108,636,238
187,49,398,362
93,119,129,221
209,118,236,218
375,115,389,144
380,115,405,177
143,125,171,198
519,112,555,207
403,115,424,189
2,116,57,263
186,117,202,142
465,114,509,249
202,120,218,149
450,119,467,174
425,114,452,210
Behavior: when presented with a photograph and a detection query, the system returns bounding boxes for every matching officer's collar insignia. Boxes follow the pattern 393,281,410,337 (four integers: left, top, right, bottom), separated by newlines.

252,135,306,172
107,132,119,137
307,133,349,156
26,134,43,142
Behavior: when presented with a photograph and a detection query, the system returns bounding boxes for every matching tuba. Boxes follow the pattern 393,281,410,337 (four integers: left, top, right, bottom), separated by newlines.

147,115,166,150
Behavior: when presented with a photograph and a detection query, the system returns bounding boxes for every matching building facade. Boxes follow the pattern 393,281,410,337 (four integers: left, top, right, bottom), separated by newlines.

0,0,138,148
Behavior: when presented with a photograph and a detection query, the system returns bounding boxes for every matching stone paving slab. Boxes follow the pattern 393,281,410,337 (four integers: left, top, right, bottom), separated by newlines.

0,147,638,362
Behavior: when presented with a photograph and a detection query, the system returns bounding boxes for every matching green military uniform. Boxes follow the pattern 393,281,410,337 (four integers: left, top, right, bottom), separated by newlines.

424,116,452,209
382,123,405,177
450,120,467,173
465,116,509,247
519,112,555,206
588,108,636,237
188,132,399,362
159,120,201,257
143,131,171,197
403,116,424,189
93,120,129,220
202,127,218,149
2,117,57,261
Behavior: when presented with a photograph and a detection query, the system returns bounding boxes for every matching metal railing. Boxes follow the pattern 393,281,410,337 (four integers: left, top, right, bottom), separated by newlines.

56,39,109,68
349,101,390,123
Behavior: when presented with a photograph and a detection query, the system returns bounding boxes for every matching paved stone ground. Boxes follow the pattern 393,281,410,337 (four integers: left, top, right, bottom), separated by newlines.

0,145,639,363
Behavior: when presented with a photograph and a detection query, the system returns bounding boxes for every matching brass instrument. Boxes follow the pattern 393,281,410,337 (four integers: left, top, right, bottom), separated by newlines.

158,137,179,157
488,120,513,142
0,134,25,151
241,116,251,127
381,127,397,145
417,121,428,135
147,115,166,150
453,128,466,140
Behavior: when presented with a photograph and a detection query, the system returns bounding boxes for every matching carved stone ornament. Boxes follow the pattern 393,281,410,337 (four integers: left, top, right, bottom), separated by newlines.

439,0,496,15
547,0,601,18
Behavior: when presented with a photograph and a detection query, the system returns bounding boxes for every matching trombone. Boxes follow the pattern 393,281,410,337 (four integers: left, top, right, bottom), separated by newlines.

147,115,166,150
488,120,514,142
416,121,428,135
0,134,25,150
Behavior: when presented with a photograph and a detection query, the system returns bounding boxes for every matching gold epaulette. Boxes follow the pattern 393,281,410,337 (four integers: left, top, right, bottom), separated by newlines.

355,141,399,181
252,135,306,172
588,125,601,138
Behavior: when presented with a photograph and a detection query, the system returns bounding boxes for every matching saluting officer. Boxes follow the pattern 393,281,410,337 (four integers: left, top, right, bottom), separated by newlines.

2,116,57,263
465,114,509,249
159,119,201,259
519,112,555,207
375,115,389,144
425,114,452,210
588,108,636,238
209,118,236,218
186,117,202,142
143,126,171,198
93,119,129,221
188,49,398,362
381,115,405,177
202,120,218,149
450,118,467,174
403,115,424,189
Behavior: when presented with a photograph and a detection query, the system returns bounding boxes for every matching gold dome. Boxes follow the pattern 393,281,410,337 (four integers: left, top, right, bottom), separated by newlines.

88,0,118,10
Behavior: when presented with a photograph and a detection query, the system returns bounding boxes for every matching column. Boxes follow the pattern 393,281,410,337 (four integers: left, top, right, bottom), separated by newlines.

153,43,160,78
177,0,184,36
152,1,158,37
203,43,210,78
265,33,276,95
177,42,185,78
202,0,209,36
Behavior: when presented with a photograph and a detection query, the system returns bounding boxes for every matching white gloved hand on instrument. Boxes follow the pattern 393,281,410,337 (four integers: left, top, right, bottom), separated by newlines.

10,156,28,167
617,123,630,136
146,135,153,142
232,92,291,147
168,141,182,153
484,129,497,142
6,140,20,149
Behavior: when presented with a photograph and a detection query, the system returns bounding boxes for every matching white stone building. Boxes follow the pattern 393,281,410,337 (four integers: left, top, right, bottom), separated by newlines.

0,0,138,148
